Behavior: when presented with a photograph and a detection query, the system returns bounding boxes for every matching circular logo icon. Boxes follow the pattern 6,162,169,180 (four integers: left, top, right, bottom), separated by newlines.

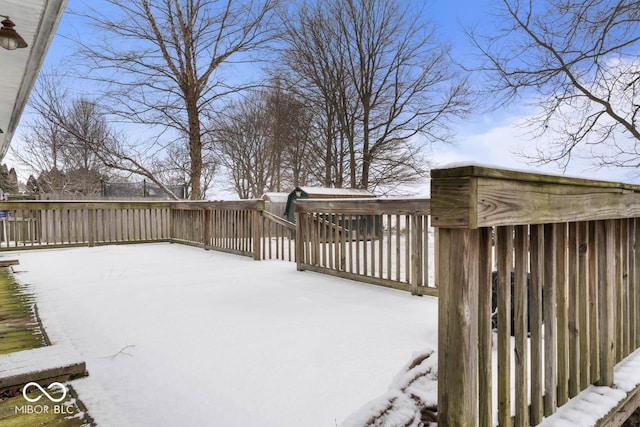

22,382,67,403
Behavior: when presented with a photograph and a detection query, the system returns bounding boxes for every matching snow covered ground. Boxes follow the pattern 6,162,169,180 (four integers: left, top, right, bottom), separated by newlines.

9,243,438,427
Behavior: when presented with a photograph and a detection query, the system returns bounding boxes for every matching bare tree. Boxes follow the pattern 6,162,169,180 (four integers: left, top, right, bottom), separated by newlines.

279,2,358,187
212,84,316,198
15,80,111,196
263,79,317,189
280,0,469,192
14,116,66,176
26,74,181,198
151,141,218,198
72,0,280,198
213,93,276,198
470,0,640,171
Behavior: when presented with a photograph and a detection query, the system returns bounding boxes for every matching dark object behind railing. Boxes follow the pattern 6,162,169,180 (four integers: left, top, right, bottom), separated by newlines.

491,270,537,335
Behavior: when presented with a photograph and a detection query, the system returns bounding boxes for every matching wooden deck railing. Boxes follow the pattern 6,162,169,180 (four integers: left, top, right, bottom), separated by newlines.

169,200,296,261
259,210,296,261
0,201,171,249
431,165,640,427
170,200,262,258
294,198,435,296
0,199,297,262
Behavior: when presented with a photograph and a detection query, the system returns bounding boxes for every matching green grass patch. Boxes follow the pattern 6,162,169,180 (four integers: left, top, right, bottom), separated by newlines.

0,387,90,426
0,268,46,354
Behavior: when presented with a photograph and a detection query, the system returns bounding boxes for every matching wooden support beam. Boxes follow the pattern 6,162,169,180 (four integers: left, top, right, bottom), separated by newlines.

437,227,479,427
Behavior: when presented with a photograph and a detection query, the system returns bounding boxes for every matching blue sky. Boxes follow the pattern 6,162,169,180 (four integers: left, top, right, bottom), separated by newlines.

11,0,639,194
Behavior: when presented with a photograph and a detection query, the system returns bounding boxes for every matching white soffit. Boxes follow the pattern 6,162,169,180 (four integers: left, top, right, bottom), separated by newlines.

0,0,67,159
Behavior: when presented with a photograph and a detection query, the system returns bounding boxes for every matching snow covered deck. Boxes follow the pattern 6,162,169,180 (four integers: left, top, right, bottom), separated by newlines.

10,243,438,426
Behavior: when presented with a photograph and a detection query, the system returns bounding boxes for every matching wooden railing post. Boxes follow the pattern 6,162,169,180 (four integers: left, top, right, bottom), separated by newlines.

252,201,263,261
496,226,513,426
295,211,304,271
87,208,95,247
410,214,422,295
434,228,440,286
437,227,479,427
168,204,175,243
635,218,640,349
598,219,616,386
542,224,558,415
477,227,492,427
203,207,212,250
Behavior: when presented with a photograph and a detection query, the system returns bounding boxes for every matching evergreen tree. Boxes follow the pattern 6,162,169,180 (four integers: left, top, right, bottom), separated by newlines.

5,168,19,194
0,164,8,192
26,175,39,195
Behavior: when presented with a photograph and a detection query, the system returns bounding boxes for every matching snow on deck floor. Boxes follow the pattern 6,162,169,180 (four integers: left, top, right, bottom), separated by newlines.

10,243,438,427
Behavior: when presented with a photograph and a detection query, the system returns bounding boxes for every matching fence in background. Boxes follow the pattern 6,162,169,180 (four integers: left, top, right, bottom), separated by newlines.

431,165,640,427
295,198,436,296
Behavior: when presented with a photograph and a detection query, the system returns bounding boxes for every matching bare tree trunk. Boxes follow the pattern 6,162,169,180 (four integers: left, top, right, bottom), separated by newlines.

187,100,203,199
325,113,334,187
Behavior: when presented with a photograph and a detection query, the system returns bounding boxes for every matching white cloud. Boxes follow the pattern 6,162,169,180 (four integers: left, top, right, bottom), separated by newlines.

430,111,640,185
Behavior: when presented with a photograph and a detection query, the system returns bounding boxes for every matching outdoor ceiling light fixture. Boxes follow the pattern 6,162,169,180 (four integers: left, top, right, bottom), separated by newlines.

0,16,27,50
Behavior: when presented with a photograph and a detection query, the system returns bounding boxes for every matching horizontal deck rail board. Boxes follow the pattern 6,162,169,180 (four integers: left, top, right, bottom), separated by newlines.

261,210,295,230
297,263,438,296
295,198,430,215
170,200,264,211
0,243,89,252
0,201,171,210
431,166,640,228
431,165,640,191
176,240,254,258
596,383,640,427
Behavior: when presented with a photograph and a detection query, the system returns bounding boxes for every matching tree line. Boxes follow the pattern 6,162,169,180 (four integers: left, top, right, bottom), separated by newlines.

18,0,640,199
